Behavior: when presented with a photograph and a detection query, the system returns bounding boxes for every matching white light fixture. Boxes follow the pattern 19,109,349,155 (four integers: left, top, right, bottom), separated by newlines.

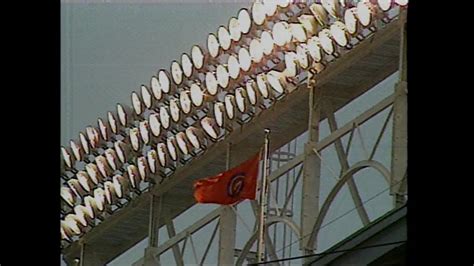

238,47,252,72
284,52,298,78
77,171,92,192
321,0,339,18
263,1,277,16
307,36,323,63
61,147,73,168
190,83,204,107
344,8,359,35
157,143,168,167
151,76,163,100
149,113,161,137
310,3,329,27
95,155,111,179
289,23,307,43
191,45,204,70
61,187,76,207
181,53,193,78
229,17,241,42
266,70,287,94
356,1,376,27
207,33,220,58
256,73,269,99
377,0,392,11
85,163,102,185
147,149,158,174
205,72,219,96
214,102,225,127
330,21,349,47
107,111,118,134
251,1,266,26
395,0,408,7
139,121,150,144
130,127,141,152
141,85,152,108
276,0,290,8
238,8,251,34
201,117,219,140
97,118,109,141
70,140,83,161
180,91,192,114
93,187,105,212
114,140,127,164
296,44,310,70
104,181,116,204
319,29,335,55
79,132,90,154
235,87,247,113
137,156,149,181
245,80,258,106
171,61,183,85
298,15,318,36
159,106,171,129
158,70,171,94
131,92,143,115
260,31,274,55
68,179,85,198
224,95,236,119
84,195,99,215
216,65,230,89
249,39,264,63
169,98,181,122
105,148,119,171
63,215,81,235
73,206,88,227
86,127,100,149
228,55,241,80
127,164,140,188
218,26,232,51
185,127,203,150
113,175,126,198
117,104,128,127
176,132,189,155
272,21,292,47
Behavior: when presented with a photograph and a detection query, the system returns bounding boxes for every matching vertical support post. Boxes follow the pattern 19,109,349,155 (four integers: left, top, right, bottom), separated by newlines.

79,243,104,266
301,74,322,259
144,194,162,266
257,129,271,262
218,142,236,265
391,13,408,208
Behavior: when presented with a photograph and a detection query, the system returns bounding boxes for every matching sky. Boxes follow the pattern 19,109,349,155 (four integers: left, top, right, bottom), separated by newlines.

61,2,398,265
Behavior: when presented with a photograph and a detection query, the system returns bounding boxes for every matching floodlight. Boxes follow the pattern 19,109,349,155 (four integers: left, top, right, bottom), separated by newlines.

141,85,152,108
107,111,118,134
296,44,310,70
127,164,140,188
139,121,150,144
214,102,225,127
330,21,349,47
377,0,392,11
185,127,203,150
157,143,168,167
105,148,119,171
310,3,329,27
179,91,192,114
95,155,111,179
68,179,86,198
176,132,190,155
395,0,408,7
344,8,359,35
137,156,149,181
276,0,290,8
61,187,76,207
77,171,92,192
104,181,116,204
235,87,247,113
216,65,230,89
84,196,99,215
260,31,274,56
72,206,88,227
169,98,181,122
113,175,127,198
86,127,100,148
224,95,236,119
131,92,143,115
249,39,263,63
158,70,171,94
93,187,105,211
245,80,258,106
129,127,141,152
218,26,232,51
201,117,219,140
256,73,269,99
228,55,241,80
97,118,109,141
191,45,205,70
272,21,292,47
284,52,298,78
307,36,323,62
159,106,171,129
251,1,266,26
181,53,193,78
70,140,83,161
289,23,307,43
237,8,252,34
167,137,179,161
114,140,128,164
263,1,277,16
190,83,204,107
117,103,129,127
85,163,102,185
266,70,287,94
147,149,158,174
229,17,241,42
205,72,219,96
207,33,220,58
319,29,335,55
151,76,163,100
238,47,252,72
321,0,339,18
61,147,73,169
149,113,161,137
171,61,183,85
64,214,81,235
298,15,318,36
79,132,90,154
61,225,71,241
356,1,376,27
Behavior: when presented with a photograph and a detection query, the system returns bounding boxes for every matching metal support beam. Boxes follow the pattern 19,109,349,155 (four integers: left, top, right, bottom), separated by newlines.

80,243,105,266
301,78,322,259
391,12,408,207
144,194,162,266
166,219,184,266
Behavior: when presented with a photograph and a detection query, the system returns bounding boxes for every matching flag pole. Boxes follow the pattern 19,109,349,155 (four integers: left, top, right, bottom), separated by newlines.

257,128,271,263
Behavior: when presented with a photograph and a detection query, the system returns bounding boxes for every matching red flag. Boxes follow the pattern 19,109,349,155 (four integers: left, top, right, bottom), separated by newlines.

193,152,261,205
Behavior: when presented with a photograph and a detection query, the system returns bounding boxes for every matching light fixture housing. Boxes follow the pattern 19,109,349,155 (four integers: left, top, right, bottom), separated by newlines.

179,91,192,114
245,80,258,106
218,26,232,51
149,113,161,137
319,29,335,55
330,21,350,47
171,61,183,85
191,45,205,70
61,147,74,169
107,111,118,134
104,181,116,204
260,31,274,56
139,121,150,144
214,102,226,127
131,92,143,116
147,149,158,174
114,140,128,164
185,126,204,150
235,87,247,113
105,148,119,172
228,55,241,80
201,117,219,140
141,85,153,109
85,163,102,185
97,118,110,141
95,155,111,179
181,53,193,78
166,136,179,161
224,95,236,119
228,17,241,42
70,140,83,161
251,1,266,26
151,76,163,100
205,72,219,96
307,36,323,63
169,98,181,123
93,187,106,212
266,70,287,95
256,73,270,99
216,65,230,89
61,187,76,207
237,8,252,34
207,33,220,58
158,70,171,94
117,103,129,127
79,132,90,155
129,127,141,152
159,106,171,129
127,164,140,189
238,47,252,72
176,132,190,155
77,171,92,192
86,127,100,149
157,143,168,167
272,21,292,47
137,156,149,181
190,83,204,107
249,39,264,63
